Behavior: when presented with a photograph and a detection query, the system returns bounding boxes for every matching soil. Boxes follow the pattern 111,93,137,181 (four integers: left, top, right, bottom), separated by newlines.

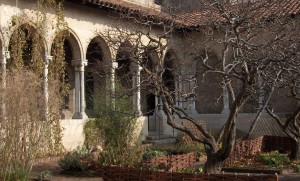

31,161,102,181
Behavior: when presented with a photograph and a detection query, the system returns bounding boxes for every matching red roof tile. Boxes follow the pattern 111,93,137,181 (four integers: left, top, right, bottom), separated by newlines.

82,0,300,28
176,0,300,27
82,0,184,25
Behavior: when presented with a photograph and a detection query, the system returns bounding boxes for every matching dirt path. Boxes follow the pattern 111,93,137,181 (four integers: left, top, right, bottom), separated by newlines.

31,161,102,181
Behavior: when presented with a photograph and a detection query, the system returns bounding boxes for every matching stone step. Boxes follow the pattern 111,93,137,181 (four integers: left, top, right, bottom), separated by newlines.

146,134,173,140
142,138,176,145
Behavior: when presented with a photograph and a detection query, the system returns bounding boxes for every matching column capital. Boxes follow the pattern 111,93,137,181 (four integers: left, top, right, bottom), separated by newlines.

112,61,118,69
130,63,142,73
1,51,10,65
72,59,88,71
44,54,53,66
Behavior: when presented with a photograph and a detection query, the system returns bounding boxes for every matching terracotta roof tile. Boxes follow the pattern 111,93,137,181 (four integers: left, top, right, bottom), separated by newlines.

82,0,300,28
176,0,300,27
251,118,287,137
82,0,185,25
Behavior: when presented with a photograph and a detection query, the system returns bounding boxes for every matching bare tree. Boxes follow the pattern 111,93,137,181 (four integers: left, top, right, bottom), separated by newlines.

263,16,300,159
97,0,299,173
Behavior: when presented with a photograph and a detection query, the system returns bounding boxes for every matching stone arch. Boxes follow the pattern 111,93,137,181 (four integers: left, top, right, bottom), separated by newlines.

163,49,178,105
140,48,158,116
8,23,46,71
116,41,133,89
195,51,223,113
85,36,111,116
51,29,83,118
0,31,3,57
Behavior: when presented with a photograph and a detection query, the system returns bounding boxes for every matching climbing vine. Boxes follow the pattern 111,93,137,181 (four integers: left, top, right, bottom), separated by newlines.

0,0,69,179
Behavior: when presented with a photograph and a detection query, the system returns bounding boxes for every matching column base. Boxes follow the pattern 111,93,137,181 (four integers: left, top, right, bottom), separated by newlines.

72,112,88,119
221,108,230,114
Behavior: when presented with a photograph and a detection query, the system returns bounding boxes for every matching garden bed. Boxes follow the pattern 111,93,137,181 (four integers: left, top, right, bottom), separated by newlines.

100,165,278,181
222,167,281,174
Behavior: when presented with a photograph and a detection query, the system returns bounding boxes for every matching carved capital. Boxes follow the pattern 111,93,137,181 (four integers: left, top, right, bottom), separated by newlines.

72,59,88,72
112,61,118,69
130,63,142,73
1,51,10,65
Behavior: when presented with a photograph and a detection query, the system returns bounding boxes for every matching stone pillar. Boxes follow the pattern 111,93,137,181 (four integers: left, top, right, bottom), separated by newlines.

44,54,53,121
258,76,265,111
131,64,142,116
111,61,118,109
188,75,198,114
222,85,230,114
72,59,88,119
0,51,9,118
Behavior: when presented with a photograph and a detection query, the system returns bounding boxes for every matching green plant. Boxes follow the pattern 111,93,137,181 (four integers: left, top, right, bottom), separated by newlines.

175,167,196,174
1,166,29,181
58,146,93,171
39,170,52,180
256,151,290,168
84,92,142,166
143,144,205,160
142,148,167,160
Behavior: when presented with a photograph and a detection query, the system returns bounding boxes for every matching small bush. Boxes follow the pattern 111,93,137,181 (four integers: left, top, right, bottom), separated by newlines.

143,144,205,160
58,146,93,171
256,151,290,168
142,148,167,160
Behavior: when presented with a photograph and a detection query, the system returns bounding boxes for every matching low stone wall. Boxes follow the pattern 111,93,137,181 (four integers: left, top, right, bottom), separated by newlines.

60,117,148,151
60,119,87,151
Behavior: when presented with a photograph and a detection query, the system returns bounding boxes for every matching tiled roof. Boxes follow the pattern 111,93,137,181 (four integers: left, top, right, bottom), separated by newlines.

82,0,300,28
82,0,185,25
250,118,287,137
176,0,300,27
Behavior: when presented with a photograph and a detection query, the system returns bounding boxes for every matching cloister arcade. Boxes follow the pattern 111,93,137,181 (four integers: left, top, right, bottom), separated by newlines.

1,0,296,150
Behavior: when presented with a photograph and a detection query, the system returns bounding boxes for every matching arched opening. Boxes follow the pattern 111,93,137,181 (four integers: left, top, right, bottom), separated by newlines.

116,42,132,90
115,42,133,112
141,51,156,116
8,24,45,73
62,39,74,110
163,51,176,106
195,53,223,113
51,31,81,119
85,37,109,117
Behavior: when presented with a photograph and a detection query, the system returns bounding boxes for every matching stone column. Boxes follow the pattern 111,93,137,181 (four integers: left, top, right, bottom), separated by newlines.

0,51,9,118
222,85,230,114
188,75,198,114
44,54,53,121
72,59,88,119
111,61,118,109
131,64,142,116
258,76,265,111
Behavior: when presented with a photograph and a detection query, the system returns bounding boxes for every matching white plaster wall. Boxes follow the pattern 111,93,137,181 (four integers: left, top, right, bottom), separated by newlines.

135,116,148,141
60,119,87,151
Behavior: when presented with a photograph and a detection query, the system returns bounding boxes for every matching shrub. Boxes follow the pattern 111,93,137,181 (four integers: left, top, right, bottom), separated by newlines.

84,93,143,166
0,69,63,179
142,148,167,160
143,144,205,160
58,146,93,171
256,151,290,168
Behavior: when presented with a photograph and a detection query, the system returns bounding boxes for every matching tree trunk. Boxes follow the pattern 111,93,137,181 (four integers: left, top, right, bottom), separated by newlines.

290,138,300,160
204,154,223,174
